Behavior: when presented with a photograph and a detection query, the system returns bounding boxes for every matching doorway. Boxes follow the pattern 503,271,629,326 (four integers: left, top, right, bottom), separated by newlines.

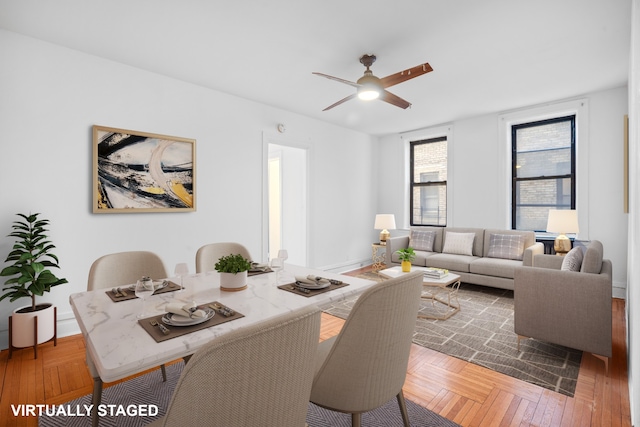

266,141,308,266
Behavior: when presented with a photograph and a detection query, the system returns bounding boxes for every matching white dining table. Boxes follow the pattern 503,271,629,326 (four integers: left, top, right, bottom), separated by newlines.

69,264,376,384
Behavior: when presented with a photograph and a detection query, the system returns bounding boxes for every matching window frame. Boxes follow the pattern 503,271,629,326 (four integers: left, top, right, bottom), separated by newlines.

410,136,448,227
511,114,576,231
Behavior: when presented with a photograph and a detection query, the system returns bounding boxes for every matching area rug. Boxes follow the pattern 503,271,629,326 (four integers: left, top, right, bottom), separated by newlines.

37,361,459,427
324,273,582,397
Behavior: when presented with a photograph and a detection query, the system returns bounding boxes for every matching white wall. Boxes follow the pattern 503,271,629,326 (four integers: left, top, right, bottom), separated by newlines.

377,86,629,297
0,30,378,348
626,1,639,424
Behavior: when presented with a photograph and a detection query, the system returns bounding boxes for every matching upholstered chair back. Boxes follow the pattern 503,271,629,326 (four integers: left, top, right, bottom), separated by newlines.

195,242,252,273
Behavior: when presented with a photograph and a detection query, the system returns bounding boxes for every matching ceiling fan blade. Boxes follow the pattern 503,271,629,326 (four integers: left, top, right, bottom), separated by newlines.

322,93,357,111
313,72,359,88
380,62,433,89
380,90,411,109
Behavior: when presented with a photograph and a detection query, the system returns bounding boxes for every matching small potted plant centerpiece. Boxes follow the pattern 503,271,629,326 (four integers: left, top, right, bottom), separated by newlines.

0,213,68,358
215,253,251,292
395,247,416,272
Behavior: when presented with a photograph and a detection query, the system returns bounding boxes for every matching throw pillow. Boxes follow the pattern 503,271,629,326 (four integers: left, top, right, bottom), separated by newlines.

487,233,525,261
442,232,475,256
561,247,583,271
581,240,603,274
409,230,436,252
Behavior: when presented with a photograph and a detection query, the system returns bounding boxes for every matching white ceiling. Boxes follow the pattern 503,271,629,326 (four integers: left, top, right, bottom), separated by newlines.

0,0,632,136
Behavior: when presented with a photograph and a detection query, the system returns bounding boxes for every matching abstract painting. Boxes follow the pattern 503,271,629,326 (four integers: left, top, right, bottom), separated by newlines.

93,125,196,213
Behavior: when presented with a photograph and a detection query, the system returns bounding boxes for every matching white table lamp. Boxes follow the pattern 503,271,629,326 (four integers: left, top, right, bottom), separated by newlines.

374,214,396,245
546,209,579,255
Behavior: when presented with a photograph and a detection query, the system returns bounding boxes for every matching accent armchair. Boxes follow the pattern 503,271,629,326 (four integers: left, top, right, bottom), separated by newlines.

513,240,612,372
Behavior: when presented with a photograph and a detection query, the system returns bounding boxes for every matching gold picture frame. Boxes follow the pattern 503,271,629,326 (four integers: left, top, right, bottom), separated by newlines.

93,125,196,213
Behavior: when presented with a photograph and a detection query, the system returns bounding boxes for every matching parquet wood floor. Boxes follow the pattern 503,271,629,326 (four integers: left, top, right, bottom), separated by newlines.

0,267,630,426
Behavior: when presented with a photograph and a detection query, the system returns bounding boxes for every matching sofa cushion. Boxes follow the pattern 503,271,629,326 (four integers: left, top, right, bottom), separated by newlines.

487,233,525,261
581,240,603,274
470,257,521,279
561,247,583,271
409,229,436,252
391,249,433,266
410,250,433,266
427,253,477,273
442,232,475,256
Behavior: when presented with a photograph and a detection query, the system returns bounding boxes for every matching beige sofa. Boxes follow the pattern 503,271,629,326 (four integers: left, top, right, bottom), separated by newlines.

385,227,544,290
513,240,612,369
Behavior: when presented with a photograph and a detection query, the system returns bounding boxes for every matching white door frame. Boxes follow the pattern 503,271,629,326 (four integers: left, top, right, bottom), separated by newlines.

261,132,310,265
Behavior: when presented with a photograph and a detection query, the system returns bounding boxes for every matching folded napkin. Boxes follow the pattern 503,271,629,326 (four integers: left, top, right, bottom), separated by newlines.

165,302,206,318
294,275,331,286
250,263,269,272
153,280,168,290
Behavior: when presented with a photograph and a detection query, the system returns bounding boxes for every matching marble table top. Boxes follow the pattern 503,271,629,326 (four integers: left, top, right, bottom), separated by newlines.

379,265,460,285
69,264,376,383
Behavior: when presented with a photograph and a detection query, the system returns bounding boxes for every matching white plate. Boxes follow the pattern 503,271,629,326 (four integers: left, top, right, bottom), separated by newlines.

296,280,331,290
162,307,215,327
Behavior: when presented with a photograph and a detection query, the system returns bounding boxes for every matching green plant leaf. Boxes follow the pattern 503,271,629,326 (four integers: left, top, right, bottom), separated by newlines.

32,262,45,275
214,253,251,274
394,247,417,261
0,265,22,276
0,212,67,305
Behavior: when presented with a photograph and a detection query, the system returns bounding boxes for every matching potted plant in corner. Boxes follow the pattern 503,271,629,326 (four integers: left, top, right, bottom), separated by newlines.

395,247,416,272
0,213,68,358
215,253,251,292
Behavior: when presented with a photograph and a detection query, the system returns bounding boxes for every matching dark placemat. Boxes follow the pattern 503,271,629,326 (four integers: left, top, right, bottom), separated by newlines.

278,281,349,297
138,301,244,343
106,281,182,302
248,267,272,276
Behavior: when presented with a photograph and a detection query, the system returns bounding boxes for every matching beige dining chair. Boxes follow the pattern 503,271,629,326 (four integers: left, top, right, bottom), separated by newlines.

147,305,321,427
195,242,252,273
309,270,424,427
86,251,169,427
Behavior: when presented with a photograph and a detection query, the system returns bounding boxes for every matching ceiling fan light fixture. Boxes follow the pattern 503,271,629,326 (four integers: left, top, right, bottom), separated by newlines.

356,74,382,101
314,54,432,110
358,86,380,100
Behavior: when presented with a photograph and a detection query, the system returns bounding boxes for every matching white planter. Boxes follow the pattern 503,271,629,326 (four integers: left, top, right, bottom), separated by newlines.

11,303,56,348
220,271,248,291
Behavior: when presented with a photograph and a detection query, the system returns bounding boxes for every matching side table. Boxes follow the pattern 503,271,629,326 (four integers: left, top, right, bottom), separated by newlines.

371,243,387,272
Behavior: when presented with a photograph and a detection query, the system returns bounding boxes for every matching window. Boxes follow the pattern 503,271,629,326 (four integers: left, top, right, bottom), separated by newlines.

410,137,447,226
512,115,575,231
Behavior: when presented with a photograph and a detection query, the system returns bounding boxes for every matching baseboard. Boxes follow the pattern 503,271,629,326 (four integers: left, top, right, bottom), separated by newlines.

318,258,373,274
612,284,627,300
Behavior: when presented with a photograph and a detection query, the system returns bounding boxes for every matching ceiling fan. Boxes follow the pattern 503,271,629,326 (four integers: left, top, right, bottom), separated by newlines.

313,54,433,111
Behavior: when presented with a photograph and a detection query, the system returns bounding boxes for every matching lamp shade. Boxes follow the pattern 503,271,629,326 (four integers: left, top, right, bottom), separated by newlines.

357,74,382,100
374,214,396,230
546,210,579,234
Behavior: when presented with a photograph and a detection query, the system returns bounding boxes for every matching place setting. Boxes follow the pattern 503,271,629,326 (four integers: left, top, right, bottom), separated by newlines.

247,262,272,276
278,274,349,297
248,249,288,277
138,300,245,342
105,277,182,302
